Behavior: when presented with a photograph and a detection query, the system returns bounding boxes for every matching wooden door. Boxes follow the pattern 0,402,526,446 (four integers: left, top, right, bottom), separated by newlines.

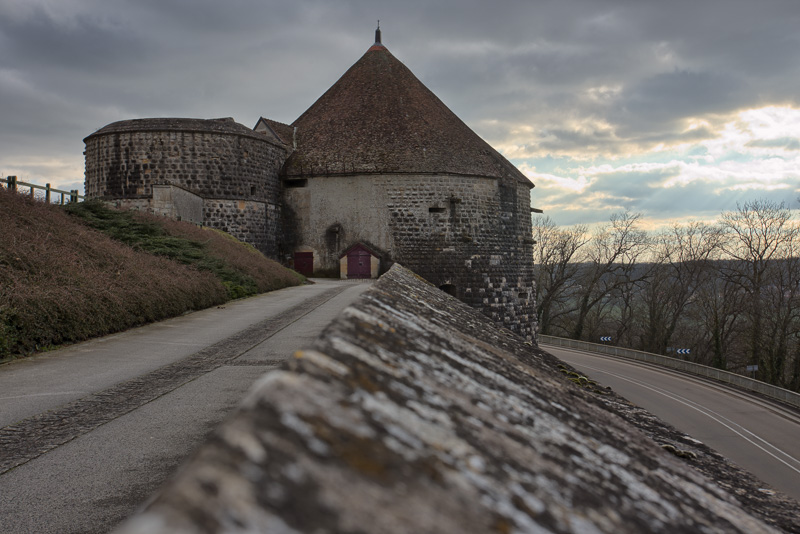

293,252,313,276
347,248,371,279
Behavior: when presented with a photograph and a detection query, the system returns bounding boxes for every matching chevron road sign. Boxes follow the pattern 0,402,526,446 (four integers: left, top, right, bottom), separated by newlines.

600,336,612,342
676,348,691,355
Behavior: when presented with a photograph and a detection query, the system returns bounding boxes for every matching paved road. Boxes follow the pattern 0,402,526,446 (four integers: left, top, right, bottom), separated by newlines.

0,279,372,534
543,344,800,501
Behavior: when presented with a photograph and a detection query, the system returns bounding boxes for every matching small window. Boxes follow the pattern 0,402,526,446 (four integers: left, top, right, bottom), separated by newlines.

439,284,457,297
250,185,256,195
285,179,308,188
429,206,446,214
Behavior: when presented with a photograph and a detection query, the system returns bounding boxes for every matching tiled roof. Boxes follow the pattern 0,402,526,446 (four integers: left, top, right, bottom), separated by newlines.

255,117,294,146
283,44,531,186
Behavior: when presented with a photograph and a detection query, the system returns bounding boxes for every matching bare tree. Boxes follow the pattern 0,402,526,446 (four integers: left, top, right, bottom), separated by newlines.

608,268,645,348
571,212,649,341
691,263,746,370
639,221,723,355
532,217,588,335
533,198,800,390
719,199,800,383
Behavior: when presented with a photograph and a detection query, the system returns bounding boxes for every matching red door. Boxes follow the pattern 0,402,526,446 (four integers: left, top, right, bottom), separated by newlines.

347,248,371,279
293,252,313,276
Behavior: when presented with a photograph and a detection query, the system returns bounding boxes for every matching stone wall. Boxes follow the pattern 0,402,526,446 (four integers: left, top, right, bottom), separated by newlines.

281,175,395,271
84,118,286,257
114,265,780,534
202,199,280,258
282,173,535,338
152,185,203,224
385,176,535,339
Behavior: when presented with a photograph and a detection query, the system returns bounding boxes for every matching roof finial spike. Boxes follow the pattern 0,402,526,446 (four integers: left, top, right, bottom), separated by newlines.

375,21,382,45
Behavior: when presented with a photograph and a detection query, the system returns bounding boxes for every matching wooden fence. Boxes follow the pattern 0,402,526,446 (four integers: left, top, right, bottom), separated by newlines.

1,175,84,204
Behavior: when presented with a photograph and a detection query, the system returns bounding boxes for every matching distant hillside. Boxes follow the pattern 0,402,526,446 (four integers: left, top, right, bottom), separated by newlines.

0,189,304,359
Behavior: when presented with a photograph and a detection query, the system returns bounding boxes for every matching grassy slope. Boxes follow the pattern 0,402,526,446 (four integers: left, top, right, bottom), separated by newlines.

0,190,304,358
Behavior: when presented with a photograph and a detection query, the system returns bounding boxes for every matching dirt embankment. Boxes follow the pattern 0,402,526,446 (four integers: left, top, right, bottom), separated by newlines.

0,189,303,359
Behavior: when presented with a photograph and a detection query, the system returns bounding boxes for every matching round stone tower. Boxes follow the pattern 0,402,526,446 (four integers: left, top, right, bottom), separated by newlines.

84,117,286,257
280,30,537,338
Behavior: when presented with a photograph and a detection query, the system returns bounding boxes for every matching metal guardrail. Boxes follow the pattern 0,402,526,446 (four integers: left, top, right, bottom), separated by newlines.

2,175,83,204
538,334,800,410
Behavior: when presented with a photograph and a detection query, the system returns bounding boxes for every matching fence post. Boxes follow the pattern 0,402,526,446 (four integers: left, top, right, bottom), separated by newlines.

70,189,78,203
9,175,17,192
45,183,51,203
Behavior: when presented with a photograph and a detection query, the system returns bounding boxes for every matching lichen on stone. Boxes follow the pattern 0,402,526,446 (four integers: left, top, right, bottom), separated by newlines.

115,264,786,534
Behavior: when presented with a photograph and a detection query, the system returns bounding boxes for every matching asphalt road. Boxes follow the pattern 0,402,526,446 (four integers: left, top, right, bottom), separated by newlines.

0,279,372,534
543,344,800,502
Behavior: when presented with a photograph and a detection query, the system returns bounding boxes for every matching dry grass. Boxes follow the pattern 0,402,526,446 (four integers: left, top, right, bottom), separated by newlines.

153,215,304,296
66,201,304,299
0,190,303,358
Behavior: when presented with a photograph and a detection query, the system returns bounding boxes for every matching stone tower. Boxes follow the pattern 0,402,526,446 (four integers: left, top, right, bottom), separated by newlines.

276,30,537,338
84,117,286,256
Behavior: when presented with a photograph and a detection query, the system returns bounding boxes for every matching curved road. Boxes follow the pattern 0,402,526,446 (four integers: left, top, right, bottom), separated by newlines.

0,279,372,534
543,344,800,501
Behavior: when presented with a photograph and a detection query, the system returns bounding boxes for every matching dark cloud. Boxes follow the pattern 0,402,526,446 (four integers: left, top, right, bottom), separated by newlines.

610,70,749,138
1,0,799,221
746,138,800,150
0,6,143,74
537,127,617,153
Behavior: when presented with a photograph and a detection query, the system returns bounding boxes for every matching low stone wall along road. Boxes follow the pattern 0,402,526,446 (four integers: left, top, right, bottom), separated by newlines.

0,279,373,534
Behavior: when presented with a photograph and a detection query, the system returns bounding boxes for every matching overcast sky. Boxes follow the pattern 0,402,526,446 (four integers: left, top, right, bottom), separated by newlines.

2,0,799,229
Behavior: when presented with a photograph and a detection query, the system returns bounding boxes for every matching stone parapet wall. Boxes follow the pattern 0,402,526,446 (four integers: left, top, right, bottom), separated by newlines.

152,185,203,224
115,265,781,534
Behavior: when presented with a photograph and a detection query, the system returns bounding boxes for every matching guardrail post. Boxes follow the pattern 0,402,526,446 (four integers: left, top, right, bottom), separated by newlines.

70,189,78,203
9,175,17,192
45,183,51,203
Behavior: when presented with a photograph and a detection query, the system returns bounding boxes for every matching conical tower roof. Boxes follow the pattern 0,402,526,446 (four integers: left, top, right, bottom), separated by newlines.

283,34,531,185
